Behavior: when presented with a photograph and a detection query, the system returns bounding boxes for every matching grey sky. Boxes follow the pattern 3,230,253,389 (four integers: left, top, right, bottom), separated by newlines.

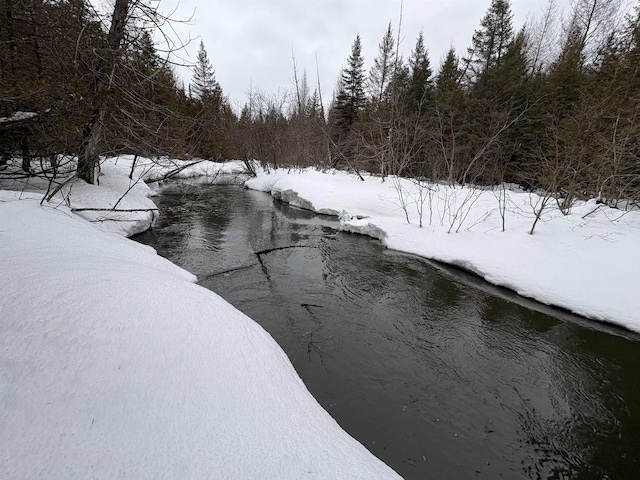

153,0,570,109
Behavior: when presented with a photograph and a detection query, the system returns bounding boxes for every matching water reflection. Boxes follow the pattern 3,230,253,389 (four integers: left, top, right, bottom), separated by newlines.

134,183,640,480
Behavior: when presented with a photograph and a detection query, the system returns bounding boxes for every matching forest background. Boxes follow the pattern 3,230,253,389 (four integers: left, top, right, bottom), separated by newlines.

1,0,639,211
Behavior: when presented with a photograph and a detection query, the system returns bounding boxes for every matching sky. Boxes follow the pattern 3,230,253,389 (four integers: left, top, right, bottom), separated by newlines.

137,0,573,109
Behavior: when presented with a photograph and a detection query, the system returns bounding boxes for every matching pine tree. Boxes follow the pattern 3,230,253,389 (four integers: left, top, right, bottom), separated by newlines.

327,35,367,166
334,34,366,131
466,0,514,79
405,31,433,111
368,24,396,104
436,48,462,95
191,40,222,101
434,48,466,183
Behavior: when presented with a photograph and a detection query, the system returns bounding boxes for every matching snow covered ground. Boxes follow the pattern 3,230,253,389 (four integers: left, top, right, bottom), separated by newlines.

2,154,638,477
243,167,639,333
112,155,638,332
0,160,401,479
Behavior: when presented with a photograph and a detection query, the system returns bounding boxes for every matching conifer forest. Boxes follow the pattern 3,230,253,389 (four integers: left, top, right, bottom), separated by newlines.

1,0,639,209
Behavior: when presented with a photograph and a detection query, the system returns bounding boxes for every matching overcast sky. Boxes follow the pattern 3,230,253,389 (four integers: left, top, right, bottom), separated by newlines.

146,0,572,109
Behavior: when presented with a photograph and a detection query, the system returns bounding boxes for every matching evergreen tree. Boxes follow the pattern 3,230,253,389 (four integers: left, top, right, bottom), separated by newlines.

191,40,222,100
405,31,433,111
188,40,234,159
466,0,514,79
546,21,585,110
436,48,462,95
368,23,396,104
434,48,466,183
327,35,367,166
334,34,366,131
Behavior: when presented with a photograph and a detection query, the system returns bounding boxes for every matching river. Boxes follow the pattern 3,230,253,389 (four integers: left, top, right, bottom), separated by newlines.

134,182,640,480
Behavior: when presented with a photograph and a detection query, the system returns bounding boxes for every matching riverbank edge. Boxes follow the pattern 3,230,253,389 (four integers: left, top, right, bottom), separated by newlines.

4,154,637,333
236,165,639,335
0,161,402,479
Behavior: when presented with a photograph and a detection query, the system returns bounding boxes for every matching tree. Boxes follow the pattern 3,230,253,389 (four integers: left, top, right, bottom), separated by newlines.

466,0,514,79
368,23,396,105
188,41,232,159
526,0,561,76
330,34,367,165
76,0,134,184
191,40,222,101
0,0,104,173
405,31,433,113
333,35,366,132
434,48,466,183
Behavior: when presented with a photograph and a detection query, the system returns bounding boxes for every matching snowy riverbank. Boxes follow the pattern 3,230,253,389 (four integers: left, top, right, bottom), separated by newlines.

110,154,638,333
0,159,401,479
2,154,638,476
105,155,639,332
243,167,639,334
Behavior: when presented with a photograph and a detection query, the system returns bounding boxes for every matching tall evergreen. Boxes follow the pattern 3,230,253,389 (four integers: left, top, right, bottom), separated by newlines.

436,48,462,95
433,48,466,183
368,24,396,104
327,35,367,166
333,34,366,132
466,0,514,79
405,31,433,111
191,40,222,100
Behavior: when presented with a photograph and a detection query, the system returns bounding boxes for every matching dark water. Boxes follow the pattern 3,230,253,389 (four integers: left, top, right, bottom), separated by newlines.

134,183,640,480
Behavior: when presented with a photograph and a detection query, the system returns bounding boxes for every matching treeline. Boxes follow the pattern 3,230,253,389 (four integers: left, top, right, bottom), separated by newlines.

256,0,640,208
1,0,639,207
0,0,234,183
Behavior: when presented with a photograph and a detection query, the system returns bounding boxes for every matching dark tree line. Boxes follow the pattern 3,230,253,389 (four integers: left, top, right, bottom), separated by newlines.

240,0,639,209
0,0,234,184
2,0,639,209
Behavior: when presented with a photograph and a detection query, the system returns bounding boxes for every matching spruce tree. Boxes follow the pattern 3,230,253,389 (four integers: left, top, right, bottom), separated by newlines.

368,23,396,104
436,48,462,95
434,48,466,183
191,40,222,100
406,31,433,111
466,0,514,78
328,35,367,165
334,35,366,128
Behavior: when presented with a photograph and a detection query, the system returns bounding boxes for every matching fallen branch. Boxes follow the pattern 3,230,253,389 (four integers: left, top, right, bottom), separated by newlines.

72,207,158,212
197,263,256,282
155,159,207,181
255,245,316,257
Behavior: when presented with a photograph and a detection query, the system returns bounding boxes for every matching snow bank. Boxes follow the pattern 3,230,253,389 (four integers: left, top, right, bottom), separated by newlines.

246,169,640,333
120,155,249,184
0,194,400,479
0,156,251,237
70,159,159,236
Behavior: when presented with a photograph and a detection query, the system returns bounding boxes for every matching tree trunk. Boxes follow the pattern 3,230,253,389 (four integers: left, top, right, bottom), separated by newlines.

20,135,31,174
77,109,105,184
76,0,130,184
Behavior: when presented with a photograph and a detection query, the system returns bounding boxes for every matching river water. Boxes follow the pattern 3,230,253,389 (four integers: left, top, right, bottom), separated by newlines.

134,182,640,480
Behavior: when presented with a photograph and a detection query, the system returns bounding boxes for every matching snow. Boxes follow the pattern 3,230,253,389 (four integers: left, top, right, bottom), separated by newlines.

132,156,250,184
2,153,638,477
243,168,640,333
0,111,37,123
0,170,400,478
